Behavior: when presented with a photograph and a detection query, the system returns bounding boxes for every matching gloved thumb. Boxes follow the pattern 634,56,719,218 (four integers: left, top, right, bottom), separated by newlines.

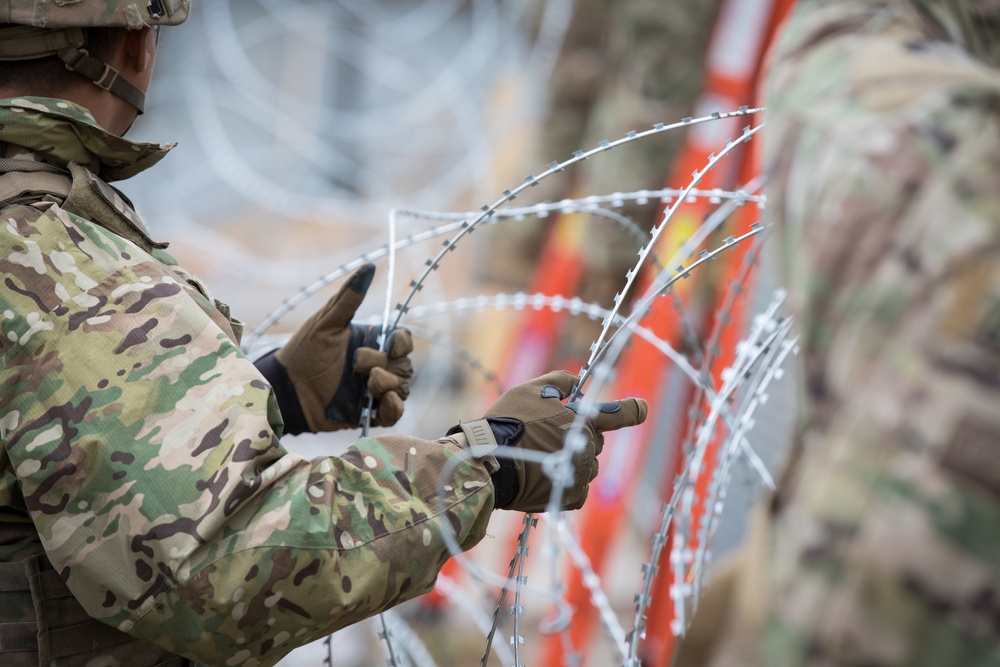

318,264,376,333
569,397,648,433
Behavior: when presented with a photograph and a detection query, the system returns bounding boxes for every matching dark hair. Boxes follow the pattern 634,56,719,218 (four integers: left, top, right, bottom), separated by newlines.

0,27,128,95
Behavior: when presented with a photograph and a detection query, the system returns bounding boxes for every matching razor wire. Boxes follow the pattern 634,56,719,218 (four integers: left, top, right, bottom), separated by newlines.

412,227,775,661
481,513,537,666
690,326,798,598
527,224,768,660
399,115,763,665
473,124,764,661
124,3,806,664
387,108,762,333
242,182,763,352
239,99,792,665
386,290,778,495
623,296,796,666
364,211,403,666
302,107,763,665
415,286,795,665
668,293,791,634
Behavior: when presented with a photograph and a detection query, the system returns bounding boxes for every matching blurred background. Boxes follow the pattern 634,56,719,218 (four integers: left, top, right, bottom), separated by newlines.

125,1,797,664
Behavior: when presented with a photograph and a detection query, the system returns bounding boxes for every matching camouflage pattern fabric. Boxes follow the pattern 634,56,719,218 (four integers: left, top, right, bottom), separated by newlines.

676,1,1000,665
0,98,171,181
0,97,496,666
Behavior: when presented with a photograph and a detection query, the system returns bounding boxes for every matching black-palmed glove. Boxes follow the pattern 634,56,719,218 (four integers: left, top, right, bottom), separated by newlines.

450,370,648,512
254,264,414,435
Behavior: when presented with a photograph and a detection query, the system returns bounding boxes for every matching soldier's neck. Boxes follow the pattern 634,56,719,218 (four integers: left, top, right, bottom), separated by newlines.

0,83,137,137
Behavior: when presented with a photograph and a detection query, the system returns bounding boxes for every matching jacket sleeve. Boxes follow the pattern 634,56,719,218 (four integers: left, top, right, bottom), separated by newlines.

679,1,1000,665
0,204,495,666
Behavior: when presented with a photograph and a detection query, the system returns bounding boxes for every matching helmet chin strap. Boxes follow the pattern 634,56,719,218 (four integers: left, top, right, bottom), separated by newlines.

0,25,146,115
58,45,147,115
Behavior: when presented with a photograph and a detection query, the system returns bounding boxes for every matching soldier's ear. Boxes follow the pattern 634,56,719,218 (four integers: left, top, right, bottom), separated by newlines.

122,27,157,76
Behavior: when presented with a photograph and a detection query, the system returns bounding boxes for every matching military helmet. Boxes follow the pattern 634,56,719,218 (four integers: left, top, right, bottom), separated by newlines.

0,1,191,113
0,0,189,28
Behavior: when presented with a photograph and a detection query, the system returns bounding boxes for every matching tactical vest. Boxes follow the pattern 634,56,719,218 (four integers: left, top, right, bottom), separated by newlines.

0,161,214,667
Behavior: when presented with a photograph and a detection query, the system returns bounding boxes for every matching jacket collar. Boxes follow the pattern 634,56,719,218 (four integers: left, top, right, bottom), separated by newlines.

0,97,173,182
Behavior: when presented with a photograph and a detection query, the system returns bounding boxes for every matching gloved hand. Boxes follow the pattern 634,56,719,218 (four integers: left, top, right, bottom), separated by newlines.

451,370,648,512
254,264,414,434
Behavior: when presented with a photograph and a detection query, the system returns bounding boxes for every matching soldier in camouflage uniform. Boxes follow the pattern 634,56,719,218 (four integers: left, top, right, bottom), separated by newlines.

675,0,1000,665
0,2,649,666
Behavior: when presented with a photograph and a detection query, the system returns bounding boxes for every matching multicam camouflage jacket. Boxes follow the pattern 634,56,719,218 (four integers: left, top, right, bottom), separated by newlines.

676,1,1000,666
0,97,495,666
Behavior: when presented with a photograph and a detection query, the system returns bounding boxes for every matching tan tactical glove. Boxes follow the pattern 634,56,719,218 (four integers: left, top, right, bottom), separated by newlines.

450,370,648,512
254,264,414,434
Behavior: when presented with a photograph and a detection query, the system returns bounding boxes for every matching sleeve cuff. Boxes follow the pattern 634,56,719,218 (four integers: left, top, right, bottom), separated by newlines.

253,350,310,436
447,418,521,510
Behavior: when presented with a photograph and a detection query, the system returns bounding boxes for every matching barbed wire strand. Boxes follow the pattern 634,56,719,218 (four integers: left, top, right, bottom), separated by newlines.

689,330,798,602
367,211,403,666
243,185,757,349
662,292,790,648
622,293,792,665
480,513,536,666
388,109,763,334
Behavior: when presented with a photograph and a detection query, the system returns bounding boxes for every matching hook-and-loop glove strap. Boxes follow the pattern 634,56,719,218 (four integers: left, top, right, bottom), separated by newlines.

255,264,414,434
450,371,648,513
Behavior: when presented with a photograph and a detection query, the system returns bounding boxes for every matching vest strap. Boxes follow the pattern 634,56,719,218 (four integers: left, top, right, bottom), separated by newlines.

0,559,72,599
0,170,72,207
0,622,36,653
0,158,67,175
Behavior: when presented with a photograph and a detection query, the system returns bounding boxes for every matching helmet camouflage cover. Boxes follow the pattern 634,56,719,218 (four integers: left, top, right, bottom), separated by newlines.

0,1,190,113
0,0,189,28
